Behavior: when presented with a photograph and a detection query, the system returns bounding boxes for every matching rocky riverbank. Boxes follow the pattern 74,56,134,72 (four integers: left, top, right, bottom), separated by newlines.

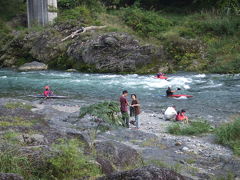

0,97,239,179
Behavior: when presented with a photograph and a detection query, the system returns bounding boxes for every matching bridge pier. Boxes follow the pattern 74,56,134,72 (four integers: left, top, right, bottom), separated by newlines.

27,0,57,27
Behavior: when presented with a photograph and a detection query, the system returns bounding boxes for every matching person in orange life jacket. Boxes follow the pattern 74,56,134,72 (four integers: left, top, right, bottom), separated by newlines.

176,109,189,124
130,94,141,129
119,90,130,128
43,86,53,97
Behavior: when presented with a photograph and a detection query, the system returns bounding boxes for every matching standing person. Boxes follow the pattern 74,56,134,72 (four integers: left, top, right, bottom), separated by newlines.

43,86,53,97
120,90,129,128
130,94,141,129
164,105,177,121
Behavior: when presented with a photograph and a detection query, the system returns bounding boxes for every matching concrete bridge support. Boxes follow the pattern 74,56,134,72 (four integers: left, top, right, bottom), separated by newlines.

27,0,57,27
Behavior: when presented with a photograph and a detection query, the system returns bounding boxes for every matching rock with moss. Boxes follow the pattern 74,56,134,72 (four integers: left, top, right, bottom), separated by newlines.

68,32,165,73
97,165,190,180
95,140,143,173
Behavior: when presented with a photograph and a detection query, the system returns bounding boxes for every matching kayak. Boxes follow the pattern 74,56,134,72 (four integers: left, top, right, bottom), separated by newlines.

28,95,68,99
169,95,193,98
154,76,168,80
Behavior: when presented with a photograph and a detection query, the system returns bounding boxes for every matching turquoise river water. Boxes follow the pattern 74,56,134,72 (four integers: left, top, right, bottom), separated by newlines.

0,69,240,124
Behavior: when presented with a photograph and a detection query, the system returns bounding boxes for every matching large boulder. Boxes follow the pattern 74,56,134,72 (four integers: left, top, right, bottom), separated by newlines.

0,173,24,180
68,32,165,72
95,140,143,174
97,165,189,180
18,61,48,71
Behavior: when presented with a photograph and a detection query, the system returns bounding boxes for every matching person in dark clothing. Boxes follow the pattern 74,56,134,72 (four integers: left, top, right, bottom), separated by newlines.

130,94,141,129
166,87,181,96
120,90,129,128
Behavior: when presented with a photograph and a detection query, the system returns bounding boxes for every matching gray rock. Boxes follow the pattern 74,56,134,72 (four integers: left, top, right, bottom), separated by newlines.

68,32,165,73
95,140,143,172
17,134,48,145
66,68,78,72
18,61,48,71
0,173,24,180
97,165,190,180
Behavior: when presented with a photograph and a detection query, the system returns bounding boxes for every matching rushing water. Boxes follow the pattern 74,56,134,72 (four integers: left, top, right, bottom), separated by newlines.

0,69,240,124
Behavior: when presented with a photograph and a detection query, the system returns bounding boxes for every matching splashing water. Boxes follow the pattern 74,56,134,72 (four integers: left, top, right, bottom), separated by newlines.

0,69,239,124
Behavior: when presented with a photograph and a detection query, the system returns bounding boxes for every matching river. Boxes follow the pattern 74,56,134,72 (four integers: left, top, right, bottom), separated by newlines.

0,69,239,125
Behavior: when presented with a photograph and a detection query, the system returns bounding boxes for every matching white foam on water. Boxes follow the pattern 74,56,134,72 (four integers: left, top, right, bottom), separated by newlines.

0,76,7,79
174,96,188,100
69,79,90,83
194,74,206,78
200,83,223,89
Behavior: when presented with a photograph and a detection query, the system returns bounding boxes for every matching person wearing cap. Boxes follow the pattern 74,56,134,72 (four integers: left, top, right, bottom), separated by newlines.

43,86,53,97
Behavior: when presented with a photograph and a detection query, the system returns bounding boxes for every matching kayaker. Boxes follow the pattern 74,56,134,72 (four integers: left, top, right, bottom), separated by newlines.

176,109,189,124
164,106,177,121
130,94,141,129
156,72,165,78
120,90,129,128
166,87,181,96
43,86,53,97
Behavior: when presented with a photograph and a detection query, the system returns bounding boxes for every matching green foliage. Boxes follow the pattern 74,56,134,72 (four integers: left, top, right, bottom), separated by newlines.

186,13,240,36
0,0,26,20
48,139,101,179
79,101,124,127
56,6,99,26
0,145,33,179
0,116,33,127
4,102,32,110
58,0,103,11
215,118,240,156
120,7,173,38
168,120,212,135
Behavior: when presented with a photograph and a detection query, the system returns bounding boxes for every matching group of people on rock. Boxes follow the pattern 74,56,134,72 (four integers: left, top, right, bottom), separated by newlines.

119,90,189,129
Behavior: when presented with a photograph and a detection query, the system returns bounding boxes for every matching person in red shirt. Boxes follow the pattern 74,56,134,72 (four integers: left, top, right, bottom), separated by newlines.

176,109,189,124
43,86,53,97
120,90,129,128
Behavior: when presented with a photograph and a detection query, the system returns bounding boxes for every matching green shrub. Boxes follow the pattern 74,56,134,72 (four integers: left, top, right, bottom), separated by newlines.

58,0,103,11
168,120,212,135
0,145,33,179
48,139,101,179
215,118,240,156
186,13,240,36
79,101,123,127
4,102,32,110
120,7,173,38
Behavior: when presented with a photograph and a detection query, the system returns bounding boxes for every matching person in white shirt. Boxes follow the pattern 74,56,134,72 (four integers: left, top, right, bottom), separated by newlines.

164,106,177,120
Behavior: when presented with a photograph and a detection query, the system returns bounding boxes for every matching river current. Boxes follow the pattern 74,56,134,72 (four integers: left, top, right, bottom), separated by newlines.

0,69,239,125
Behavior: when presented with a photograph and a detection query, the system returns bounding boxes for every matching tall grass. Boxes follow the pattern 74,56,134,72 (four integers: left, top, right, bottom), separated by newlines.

79,101,124,127
49,139,102,179
168,120,212,136
215,118,240,156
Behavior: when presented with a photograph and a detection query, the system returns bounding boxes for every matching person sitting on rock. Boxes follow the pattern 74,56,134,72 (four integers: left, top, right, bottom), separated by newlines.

176,109,189,124
164,106,177,121
43,86,53,97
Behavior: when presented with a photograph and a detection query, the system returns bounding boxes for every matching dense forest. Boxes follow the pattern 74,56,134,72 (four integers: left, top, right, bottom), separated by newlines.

0,0,239,73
